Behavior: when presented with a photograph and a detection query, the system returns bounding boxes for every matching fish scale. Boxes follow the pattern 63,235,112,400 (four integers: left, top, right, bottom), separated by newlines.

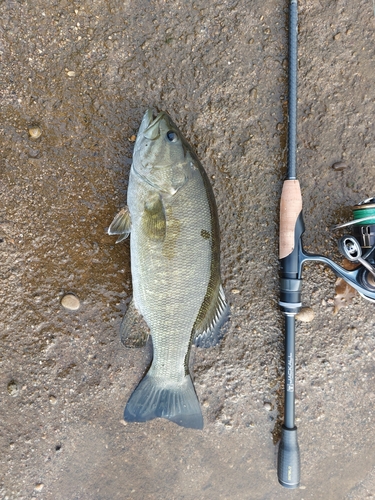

131,168,212,381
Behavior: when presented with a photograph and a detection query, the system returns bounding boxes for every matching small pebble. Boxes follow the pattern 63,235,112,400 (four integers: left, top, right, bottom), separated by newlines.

61,293,80,311
296,307,315,322
28,148,40,158
332,161,348,171
7,381,19,397
34,484,44,492
128,135,136,142
249,88,258,100
231,288,240,294
28,127,42,139
49,395,57,405
263,402,272,411
67,70,76,77
34,294,42,304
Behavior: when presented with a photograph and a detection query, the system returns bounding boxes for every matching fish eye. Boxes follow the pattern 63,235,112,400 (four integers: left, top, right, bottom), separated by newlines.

166,130,178,142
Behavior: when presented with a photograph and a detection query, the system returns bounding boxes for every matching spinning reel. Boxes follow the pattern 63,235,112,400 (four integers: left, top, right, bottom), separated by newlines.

295,197,375,304
280,196,375,322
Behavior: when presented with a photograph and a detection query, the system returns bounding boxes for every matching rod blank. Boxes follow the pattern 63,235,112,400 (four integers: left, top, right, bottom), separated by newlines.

287,0,298,181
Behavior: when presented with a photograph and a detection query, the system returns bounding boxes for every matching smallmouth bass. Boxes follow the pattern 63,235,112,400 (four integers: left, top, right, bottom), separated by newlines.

108,109,229,429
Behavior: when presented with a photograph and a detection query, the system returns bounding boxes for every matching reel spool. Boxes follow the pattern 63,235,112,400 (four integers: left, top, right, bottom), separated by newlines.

335,198,375,299
351,199,375,252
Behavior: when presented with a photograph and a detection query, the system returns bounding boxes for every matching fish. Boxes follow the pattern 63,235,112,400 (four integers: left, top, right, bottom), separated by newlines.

108,109,229,429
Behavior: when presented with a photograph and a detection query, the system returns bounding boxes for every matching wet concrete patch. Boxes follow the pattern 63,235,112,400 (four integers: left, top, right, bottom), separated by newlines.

1,0,375,498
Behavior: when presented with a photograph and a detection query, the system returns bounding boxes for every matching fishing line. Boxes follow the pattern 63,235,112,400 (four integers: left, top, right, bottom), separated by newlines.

353,206,375,224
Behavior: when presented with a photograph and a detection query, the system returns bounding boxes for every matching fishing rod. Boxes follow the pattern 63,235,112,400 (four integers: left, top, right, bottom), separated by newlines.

277,0,301,488
277,0,375,489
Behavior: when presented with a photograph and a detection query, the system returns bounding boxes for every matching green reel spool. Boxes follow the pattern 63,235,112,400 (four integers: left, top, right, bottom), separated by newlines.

352,199,375,248
353,199,375,225
333,198,375,248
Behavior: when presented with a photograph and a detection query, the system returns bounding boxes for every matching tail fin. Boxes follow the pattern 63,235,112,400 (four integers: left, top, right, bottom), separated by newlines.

124,373,203,429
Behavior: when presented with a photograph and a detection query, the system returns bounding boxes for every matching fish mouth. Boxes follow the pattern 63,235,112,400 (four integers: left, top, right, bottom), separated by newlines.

143,110,165,140
135,109,153,139
138,108,173,141
132,110,161,190
137,109,163,138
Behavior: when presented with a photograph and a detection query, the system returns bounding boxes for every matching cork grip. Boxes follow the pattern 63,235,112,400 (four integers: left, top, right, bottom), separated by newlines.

279,180,302,259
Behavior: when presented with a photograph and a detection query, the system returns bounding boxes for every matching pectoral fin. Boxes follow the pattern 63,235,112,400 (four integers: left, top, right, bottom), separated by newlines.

108,207,132,243
193,285,230,348
120,298,150,348
142,196,166,241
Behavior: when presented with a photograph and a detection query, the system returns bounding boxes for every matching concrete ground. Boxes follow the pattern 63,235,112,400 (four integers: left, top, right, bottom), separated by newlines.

1,0,375,498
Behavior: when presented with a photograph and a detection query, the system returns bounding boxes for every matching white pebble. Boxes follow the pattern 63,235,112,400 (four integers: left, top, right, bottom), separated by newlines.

29,127,42,139
296,307,315,322
67,71,76,77
34,483,44,492
7,381,19,397
61,293,80,311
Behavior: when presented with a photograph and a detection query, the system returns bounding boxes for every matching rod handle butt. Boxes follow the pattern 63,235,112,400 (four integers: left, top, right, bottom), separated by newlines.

277,426,300,489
